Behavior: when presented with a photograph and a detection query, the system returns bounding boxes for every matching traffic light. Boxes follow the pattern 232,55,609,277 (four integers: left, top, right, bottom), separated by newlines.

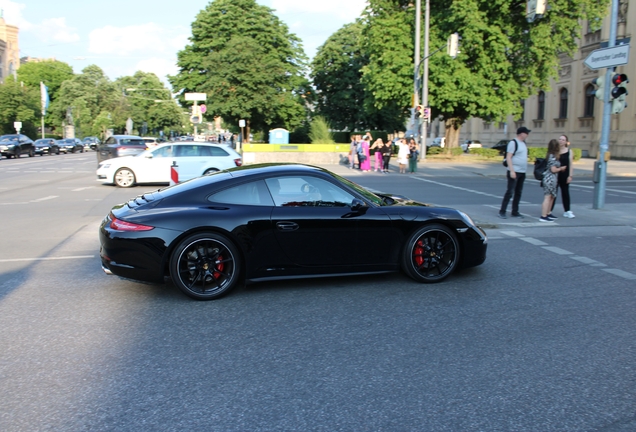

592,74,606,101
611,73,628,114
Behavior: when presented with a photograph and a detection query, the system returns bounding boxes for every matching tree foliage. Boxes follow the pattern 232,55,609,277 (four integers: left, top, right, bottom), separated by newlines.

16,60,74,102
169,0,309,139
311,22,404,132
116,71,183,134
0,77,40,137
360,0,611,147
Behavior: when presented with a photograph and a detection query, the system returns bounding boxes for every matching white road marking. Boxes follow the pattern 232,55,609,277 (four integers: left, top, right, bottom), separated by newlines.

72,186,95,191
542,246,573,255
0,255,95,263
500,231,524,237
520,237,548,246
570,184,636,195
602,268,636,280
570,256,606,266
412,177,532,202
31,195,58,202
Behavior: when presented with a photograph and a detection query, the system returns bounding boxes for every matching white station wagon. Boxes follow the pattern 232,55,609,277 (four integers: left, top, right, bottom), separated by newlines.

97,142,243,187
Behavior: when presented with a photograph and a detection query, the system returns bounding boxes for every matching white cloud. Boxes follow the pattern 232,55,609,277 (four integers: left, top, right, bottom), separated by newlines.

0,0,33,30
38,17,80,43
271,0,367,21
88,23,189,56
134,57,179,83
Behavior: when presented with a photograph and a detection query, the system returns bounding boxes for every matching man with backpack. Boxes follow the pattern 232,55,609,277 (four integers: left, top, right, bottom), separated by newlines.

498,127,531,219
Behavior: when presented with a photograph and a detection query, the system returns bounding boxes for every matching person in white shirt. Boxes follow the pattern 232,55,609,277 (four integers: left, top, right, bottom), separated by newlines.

498,127,530,219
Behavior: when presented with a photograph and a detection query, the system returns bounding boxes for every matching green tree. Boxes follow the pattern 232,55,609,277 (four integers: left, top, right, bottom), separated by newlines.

116,71,182,134
16,60,74,102
311,22,404,132
0,77,40,137
361,0,610,147
169,0,308,141
50,65,130,138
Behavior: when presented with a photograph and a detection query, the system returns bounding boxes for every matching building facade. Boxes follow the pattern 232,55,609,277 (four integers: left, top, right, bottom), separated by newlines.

0,14,20,84
441,0,634,159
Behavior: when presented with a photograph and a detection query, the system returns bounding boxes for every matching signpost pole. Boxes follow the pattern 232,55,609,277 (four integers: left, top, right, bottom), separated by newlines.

593,0,619,209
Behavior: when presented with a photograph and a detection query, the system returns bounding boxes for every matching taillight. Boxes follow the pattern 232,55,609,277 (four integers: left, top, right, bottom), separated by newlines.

109,214,154,231
234,158,242,166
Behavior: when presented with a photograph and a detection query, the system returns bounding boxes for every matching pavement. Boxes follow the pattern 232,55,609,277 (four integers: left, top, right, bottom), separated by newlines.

320,157,636,230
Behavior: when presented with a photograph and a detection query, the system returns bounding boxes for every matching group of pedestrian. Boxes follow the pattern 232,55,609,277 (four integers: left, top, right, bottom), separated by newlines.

498,127,575,221
394,138,420,174
348,133,402,174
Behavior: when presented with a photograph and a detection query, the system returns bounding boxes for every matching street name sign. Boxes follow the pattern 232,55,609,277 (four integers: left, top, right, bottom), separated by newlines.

185,92,207,101
584,44,630,70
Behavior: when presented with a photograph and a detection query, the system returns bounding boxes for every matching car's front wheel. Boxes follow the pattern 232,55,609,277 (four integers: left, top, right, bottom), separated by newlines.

114,168,136,188
402,224,460,283
169,233,241,300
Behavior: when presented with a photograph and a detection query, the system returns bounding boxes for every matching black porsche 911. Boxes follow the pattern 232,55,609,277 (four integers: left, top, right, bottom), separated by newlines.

100,164,488,300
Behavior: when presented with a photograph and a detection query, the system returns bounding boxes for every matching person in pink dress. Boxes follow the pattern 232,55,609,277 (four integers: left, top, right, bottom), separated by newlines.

370,138,384,172
360,138,371,171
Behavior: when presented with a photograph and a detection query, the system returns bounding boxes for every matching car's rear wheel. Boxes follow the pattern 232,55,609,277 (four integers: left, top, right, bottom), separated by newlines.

114,168,136,188
402,223,459,283
170,233,241,300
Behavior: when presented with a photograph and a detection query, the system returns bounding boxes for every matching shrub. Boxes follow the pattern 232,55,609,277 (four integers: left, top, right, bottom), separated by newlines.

471,148,500,158
309,117,335,144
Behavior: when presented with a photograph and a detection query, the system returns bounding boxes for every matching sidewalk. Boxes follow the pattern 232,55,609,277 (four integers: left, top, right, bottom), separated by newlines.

322,157,636,229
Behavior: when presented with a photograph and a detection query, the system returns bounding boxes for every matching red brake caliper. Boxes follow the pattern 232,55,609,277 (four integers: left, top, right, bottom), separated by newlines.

414,240,425,267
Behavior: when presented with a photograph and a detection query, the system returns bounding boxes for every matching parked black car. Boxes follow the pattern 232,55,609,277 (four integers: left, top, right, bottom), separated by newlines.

57,138,84,153
0,134,35,158
100,163,488,300
492,139,510,155
97,135,147,164
33,138,60,155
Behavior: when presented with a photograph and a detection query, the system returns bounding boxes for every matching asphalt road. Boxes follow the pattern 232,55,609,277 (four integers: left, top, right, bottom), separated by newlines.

1,154,635,431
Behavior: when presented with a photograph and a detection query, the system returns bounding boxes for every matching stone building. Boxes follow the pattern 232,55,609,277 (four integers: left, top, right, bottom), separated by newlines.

436,0,634,159
0,12,20,84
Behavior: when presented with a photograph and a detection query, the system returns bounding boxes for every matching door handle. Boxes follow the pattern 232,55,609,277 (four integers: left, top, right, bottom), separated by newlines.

276,221,299,231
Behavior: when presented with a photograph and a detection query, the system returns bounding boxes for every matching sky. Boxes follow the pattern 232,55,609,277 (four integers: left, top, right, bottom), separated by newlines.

1,0,367,86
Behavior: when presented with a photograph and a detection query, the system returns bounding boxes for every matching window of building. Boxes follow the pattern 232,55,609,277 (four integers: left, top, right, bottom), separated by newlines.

537,91,545,120
559,88,568,119
584,84,595,117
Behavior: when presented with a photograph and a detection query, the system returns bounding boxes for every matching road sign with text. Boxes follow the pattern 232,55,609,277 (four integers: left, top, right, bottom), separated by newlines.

584,45,630,70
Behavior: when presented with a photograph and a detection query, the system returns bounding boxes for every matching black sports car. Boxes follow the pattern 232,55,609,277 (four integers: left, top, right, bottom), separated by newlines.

100,164,488,300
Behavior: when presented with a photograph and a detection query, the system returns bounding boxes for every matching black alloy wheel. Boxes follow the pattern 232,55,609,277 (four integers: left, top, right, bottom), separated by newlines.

170,233,241,300
402,223,460,283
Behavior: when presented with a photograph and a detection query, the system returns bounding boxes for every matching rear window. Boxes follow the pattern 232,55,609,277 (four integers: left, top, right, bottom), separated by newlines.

120,139,145,146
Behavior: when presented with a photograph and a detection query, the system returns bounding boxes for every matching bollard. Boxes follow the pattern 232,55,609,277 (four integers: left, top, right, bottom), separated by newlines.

170,161,179,186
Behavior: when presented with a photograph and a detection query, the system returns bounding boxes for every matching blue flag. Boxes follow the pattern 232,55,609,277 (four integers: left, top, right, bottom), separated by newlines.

40,82,50,116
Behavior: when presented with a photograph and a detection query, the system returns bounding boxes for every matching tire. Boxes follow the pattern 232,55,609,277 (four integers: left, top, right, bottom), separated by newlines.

56,149,60,155
401,223,460,283
114,168,136,188
169,232,241,300
29,149,35,157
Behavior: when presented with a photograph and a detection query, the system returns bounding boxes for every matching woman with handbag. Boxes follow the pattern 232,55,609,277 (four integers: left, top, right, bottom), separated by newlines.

408,138,419,173
540,139,567,222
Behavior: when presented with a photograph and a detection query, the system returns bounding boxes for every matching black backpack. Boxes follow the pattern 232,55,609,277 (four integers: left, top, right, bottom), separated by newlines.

502,139,518,167
534,157,548,180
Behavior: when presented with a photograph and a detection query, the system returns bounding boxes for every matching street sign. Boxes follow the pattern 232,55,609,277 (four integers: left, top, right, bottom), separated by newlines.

199,104,207,114
185,92,207,101
239,119,246,128
584,44,630,70
14,121,22,133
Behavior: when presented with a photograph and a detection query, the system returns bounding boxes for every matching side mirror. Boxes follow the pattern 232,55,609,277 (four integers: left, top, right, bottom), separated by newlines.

351,198,367,211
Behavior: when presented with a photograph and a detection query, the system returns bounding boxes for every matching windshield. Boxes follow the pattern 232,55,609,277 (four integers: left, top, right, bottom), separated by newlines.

329,172,385,206
0,135,19,142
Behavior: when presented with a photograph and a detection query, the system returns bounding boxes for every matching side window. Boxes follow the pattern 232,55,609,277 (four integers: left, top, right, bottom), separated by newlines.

175,145,197,157
264,176,355,207
105,137,116,144
210,146,229,157
208,180,273,206
151,146,172,157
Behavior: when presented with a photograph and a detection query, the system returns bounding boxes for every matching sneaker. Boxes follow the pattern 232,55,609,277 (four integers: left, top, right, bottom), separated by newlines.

511,213,524,219
563,211,575,218
539,216,554,222
547,214,558,220
498,212,507,219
